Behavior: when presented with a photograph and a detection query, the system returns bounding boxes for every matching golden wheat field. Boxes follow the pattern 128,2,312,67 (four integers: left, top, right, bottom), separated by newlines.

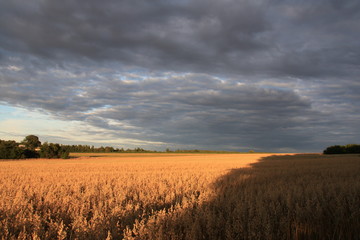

1,153,359,240
0,153,271,240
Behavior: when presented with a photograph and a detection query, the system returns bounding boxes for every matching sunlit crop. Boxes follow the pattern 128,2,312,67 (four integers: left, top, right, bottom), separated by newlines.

0,153,264,239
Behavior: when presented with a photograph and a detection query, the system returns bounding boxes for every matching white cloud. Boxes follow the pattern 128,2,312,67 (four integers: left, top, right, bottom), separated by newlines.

6,65,23,71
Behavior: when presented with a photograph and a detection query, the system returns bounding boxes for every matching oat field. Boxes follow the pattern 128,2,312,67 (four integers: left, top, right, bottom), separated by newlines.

0,153,359,239
0,153,267,239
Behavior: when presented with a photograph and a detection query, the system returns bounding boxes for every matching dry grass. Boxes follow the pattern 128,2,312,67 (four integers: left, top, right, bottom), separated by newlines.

0,153,270,239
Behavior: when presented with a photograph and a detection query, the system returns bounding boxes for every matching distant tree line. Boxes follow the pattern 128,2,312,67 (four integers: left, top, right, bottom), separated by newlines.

60,145,156,153
323,144,360,154
0,135,70,159
0,135,160,159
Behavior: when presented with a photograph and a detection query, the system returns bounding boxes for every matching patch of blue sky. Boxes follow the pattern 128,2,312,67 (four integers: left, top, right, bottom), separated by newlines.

0,104,73,141
0,104,22,121
102,104,112,109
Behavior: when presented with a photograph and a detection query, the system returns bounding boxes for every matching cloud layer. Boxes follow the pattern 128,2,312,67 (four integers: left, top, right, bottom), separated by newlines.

1,0,359,152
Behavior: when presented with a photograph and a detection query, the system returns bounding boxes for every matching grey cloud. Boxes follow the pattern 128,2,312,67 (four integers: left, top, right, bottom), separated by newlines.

1,0,359,79
266,0,360,78
0,63,333,151
0,0,271,73
1,0,359,152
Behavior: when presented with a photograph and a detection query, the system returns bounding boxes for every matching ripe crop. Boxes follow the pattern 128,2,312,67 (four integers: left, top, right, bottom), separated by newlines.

0,153,265,239
0,153,359,239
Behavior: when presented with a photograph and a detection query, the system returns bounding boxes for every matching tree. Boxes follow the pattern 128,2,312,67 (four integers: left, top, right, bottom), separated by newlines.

23,149,39,158
40,142,69,159
323,144,360,154
0,140,24,159
323,145,345,154
105,146,114,152
345,144,360,154
22,135,41,150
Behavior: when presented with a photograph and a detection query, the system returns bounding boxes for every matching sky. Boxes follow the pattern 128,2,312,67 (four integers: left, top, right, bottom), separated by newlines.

0,0,359,152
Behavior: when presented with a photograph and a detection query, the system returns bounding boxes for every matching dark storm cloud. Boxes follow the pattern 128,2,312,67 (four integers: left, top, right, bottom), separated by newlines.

267,0,360,78
1,0,359,152
0,0,270,73
1,0,360,77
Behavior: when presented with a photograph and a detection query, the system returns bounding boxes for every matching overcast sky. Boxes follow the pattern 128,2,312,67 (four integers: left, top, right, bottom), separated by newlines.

1,0,359,152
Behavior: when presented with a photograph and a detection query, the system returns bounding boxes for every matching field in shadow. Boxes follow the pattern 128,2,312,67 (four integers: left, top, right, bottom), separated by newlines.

128,154,360,239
